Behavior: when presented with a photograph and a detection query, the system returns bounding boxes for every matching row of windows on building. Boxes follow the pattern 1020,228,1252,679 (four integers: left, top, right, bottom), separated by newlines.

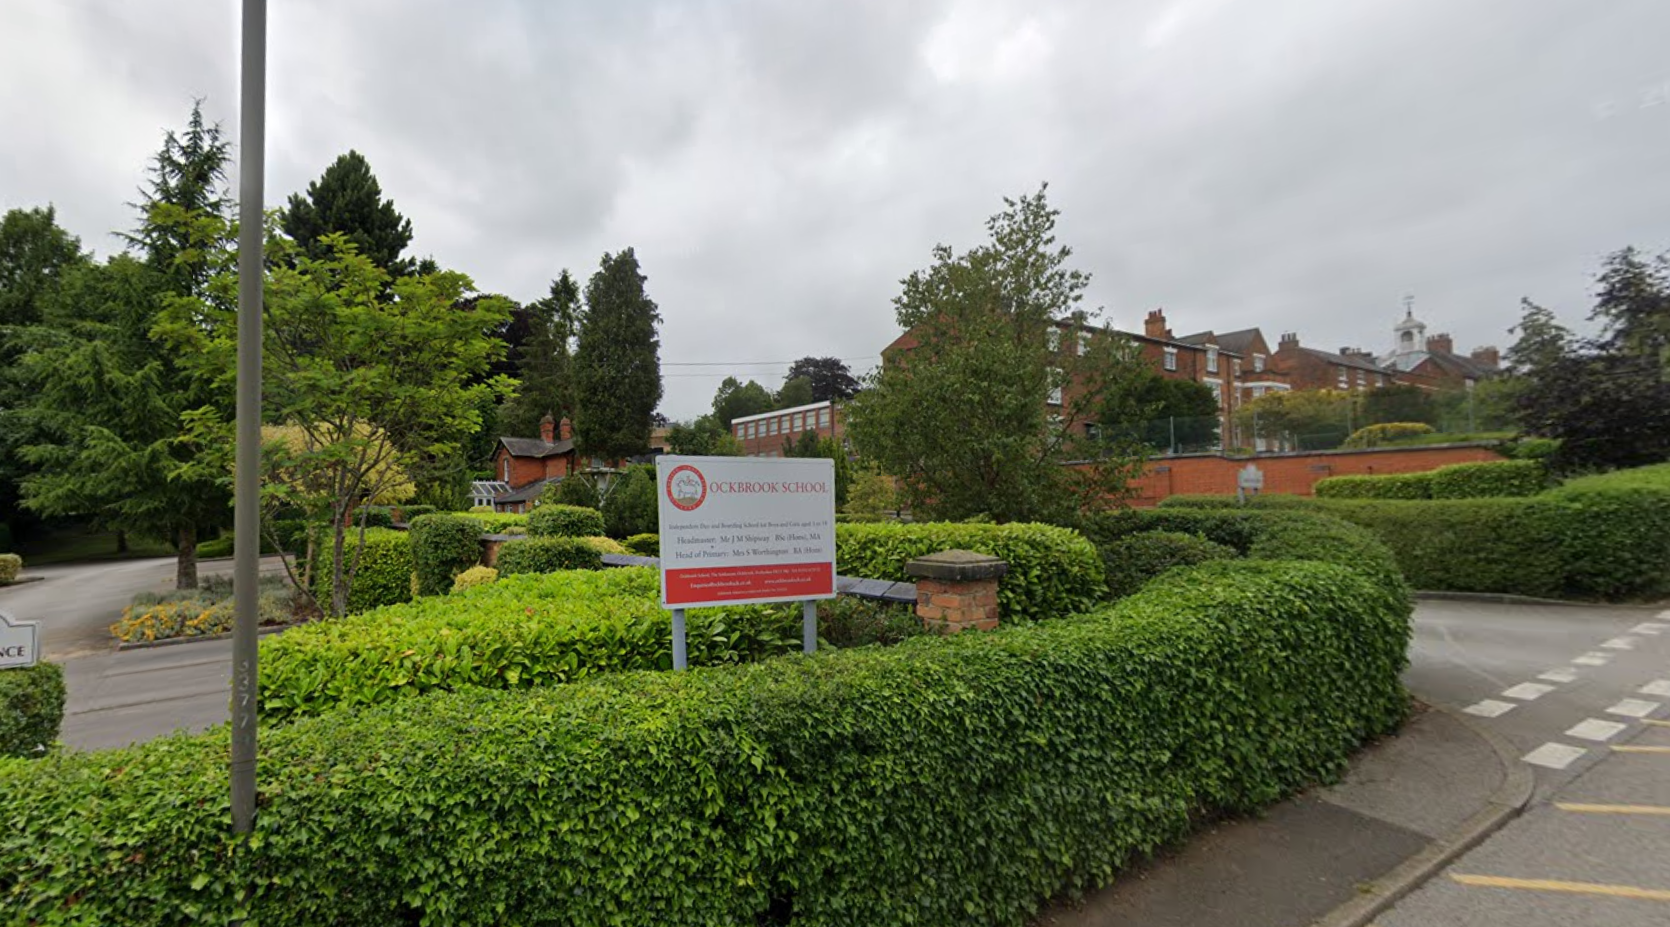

735,406,833,440
1340,369,1389,389
1158,346,1267,375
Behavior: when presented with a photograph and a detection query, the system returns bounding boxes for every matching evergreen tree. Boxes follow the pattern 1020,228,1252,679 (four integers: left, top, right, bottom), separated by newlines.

499,271,580,438
281,150,417,275
711,376,774,427
573,248,663,460
784,356,860,402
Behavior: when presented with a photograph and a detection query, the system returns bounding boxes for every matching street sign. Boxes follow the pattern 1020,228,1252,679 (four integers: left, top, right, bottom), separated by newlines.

0,610,39,669
656,455,838,609
1237,463,1265,505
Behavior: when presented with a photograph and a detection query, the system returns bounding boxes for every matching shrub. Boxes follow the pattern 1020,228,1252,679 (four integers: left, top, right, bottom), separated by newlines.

835,512,890,523
1501,437,1560,461
409,514,486,596
579,536,628,555
817,596,924,648
260,568,801,720
1101,531,1237,598
109,592,293,643
308,528,414,614
1343,422,1435,449
1428,459,1547,499
835,522,1103,622
395,504,437,522
602,465,658,538
1314,472,1433,499
0,522,12,553
0,664,64,758
495,537,604,575
2,559,1409,925
353,506,396,529
543,475,600,509
528,503,606,539
623,533,659,557
469,504,494,513
471,512,527,534
0,553,21,585
451,565,499,593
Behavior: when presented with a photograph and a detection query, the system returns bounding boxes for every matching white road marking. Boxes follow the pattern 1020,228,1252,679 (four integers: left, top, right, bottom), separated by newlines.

1631,622,1668,635
1503,682,1557,701
1601,637,1638,650
1574,653,1611,666
1658,609,1670,620
1539,668,1580,683
1522,742,1587,770
1606,699,1663,719
1464,699,1518,718
1566,719,1629,742
1639,680,1670,698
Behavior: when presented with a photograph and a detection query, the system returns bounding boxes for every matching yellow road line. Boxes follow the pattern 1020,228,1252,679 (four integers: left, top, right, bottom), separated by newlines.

1452,874,1670,901
1613,745,1670,754
1557,802,1670,816
1644,719,1670,727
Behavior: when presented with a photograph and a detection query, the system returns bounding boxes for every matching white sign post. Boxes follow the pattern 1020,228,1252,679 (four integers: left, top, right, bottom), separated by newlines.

0,610,40,669
656,455,838,669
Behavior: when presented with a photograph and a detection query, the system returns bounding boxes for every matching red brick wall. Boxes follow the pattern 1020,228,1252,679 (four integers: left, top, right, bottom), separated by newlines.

492,448,575,488
1111,444,1504,506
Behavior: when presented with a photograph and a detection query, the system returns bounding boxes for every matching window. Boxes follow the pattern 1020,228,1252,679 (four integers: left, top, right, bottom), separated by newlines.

1163,347,1178,371
793,412,804,431
768,418,779,436
1047,368,1063,406
818,407,830,428
1046,328,1061,352
1254,353,1266,372
1206,347,1219,374
501,457,510,481
1231,358,1241,378
1208,381,1223,404
1337,370,1349,389
1356,370,1366,387
1377,374,1386,387
1078,331,1092,355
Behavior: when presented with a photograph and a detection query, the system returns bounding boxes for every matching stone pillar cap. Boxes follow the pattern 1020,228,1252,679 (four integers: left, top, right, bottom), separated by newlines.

904,549,1008,582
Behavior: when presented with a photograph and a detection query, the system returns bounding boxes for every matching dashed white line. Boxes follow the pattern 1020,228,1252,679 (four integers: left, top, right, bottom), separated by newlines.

1522,742,1588,770
1606,699,1663,719
1631,622,1668,635
1567,719,1629,742
1574,653,1612,666
1464,699,1518,718
1639,680,1670,698
1539,668,1581,683
1601,637,1638,651
1503,682,1557,701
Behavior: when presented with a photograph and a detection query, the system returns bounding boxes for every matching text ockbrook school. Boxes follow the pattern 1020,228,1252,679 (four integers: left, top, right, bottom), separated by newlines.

708,481,829,495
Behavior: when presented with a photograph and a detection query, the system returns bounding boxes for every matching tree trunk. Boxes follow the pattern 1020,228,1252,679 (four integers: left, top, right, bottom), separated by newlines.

330,519,348,619
115,530,129,554
176,525,199,590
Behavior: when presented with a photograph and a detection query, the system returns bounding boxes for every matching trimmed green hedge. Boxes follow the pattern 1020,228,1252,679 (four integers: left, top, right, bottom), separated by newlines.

260,568,801,721
1160,464,1670,600
528,503,606,539
623,532,659,556
1343,422,1434,449
472,512,528,534
0,664,65,758
1428,460,1547,499
409,514,485,596
0,553,20,584
1,559,1409,925
836,522,1104,621
308,528,414,614
496,537,604,575
1314,472,1434,500
1101,531,1236,598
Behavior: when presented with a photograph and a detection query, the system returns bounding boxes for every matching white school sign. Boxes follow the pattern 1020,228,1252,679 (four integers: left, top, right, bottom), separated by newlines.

656,455,837,609
0,611,40,669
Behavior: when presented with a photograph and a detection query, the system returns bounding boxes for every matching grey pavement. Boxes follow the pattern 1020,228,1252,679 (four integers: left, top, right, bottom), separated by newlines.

59,639,234,751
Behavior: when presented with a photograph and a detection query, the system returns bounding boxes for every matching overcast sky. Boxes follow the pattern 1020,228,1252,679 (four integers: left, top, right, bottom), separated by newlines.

3,0,1668,420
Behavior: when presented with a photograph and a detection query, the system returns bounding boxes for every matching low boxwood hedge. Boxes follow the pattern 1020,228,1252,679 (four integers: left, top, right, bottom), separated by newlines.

1101,531,1237,598
1314,472,1434,500
1428,460,1547,499
528,503,606,539
496,537,604,575
0,663,65,758
259,568,802,721
623,532,659,557
409,514,485,596
307,527,414,614
1160,463,1670,600
836,522,1103,622
0,558,1409,926
0,553,20,585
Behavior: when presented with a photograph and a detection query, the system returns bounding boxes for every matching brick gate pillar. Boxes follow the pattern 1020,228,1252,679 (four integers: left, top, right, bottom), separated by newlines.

903,550,1008,634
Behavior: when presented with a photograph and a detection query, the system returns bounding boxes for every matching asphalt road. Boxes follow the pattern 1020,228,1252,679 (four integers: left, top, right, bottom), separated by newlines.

1384,598,1670,926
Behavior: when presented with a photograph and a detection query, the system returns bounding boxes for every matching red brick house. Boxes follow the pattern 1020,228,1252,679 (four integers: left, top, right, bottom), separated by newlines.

731,400,844,457
1270,332,1396,393
487,414,580,513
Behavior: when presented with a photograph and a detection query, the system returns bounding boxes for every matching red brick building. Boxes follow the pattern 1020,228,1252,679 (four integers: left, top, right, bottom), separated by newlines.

1270,332,1396,392
486,414,581,512
1377,308,1501,391
731,400,843,457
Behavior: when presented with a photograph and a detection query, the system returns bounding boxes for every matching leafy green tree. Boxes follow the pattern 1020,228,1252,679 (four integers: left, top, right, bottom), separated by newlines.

162,230,512,615
844,462,899,516
499,271,580,438
1237,389,1356,451
602,464,657,538
0,207,88,543
1592,246,1670,373
845,186,1148,522
280,150,419,275
15,106,234,588
711,376,775,427
1504,298,1573,375
665,415,743,455
773,376,815,410
573,249,663,461
783,432,851,508
1360,384,1437,427
1103,375,1218,452
784,357,860,402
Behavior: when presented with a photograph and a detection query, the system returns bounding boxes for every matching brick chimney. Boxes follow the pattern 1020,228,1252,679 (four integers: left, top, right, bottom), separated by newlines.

558,416,574,441
1471,346,1500,368
539,413,556,443
1277,332,1299,351
1144,309,1172,340
1426,333,1454,355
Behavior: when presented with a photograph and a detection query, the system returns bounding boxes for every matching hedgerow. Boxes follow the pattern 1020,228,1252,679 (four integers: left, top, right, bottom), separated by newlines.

1342,422,1434,449
0,559,1409,926
623,532,659,556
408,514,485,596
1314,472,1434,499
307,527,413,614
1427,459,1547,499
472,512,528,533
0,664,64,758
0,554,20,585
495,537,604,575
259,568,800,721
528,503,606,539
1100,531,1236,598
835,522,1103,621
